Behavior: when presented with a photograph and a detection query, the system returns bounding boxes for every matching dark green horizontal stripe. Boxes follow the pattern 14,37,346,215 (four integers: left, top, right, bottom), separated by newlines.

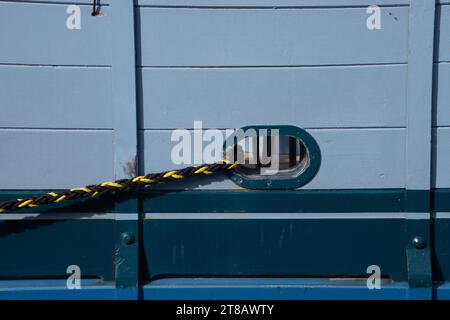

2,189,449,214
142,189,408,213
142,189,450,213
141,189,450,213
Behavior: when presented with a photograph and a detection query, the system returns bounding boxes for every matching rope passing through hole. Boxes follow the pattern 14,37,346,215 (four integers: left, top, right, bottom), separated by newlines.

0,160,238,213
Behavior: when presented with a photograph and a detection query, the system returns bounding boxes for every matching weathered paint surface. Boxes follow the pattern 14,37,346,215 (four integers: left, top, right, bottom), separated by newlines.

0,0,449,299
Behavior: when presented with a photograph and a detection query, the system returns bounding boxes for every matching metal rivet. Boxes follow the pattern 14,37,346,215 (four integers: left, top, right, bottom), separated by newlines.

121,232,135,245
412,236,427,250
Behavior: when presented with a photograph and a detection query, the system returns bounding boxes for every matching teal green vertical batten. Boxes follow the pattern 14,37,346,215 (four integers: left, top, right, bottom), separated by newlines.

433,189,450,212
114,195,139,298
404,0,435,297
110,0,140,299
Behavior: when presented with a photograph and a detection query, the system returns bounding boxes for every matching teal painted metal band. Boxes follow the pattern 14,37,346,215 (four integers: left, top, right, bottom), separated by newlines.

141,189,449,214
3,189,450,214
406,190,431,213
433,189,450,212
142,189,407,213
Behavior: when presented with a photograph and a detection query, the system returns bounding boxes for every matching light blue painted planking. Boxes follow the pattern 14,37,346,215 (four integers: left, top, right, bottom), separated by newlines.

436,4,450,62
110,0,138,179
141,128,406,190
139,65,407,129
433,5,449,192
3,0,111,3
137,0,410,7
299,128,405,189
0,66,112,129
0,2,111,66
0,130,114,189
405,0,435,191
137,7,408,67
434,63,450,126
432,128,450,189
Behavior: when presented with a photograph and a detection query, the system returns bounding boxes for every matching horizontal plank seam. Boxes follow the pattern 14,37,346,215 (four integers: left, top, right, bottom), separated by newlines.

0,128,114,131
0,1,109,7
0,63,111,68
136,5,409,9
138,127,407,131
138,63,407,69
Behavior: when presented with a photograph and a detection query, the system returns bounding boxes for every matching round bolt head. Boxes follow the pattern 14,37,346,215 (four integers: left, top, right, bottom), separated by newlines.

121,232,135,245
412,236,427,250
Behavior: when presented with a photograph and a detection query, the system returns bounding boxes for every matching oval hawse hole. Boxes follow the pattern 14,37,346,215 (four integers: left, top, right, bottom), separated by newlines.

224,135,310,178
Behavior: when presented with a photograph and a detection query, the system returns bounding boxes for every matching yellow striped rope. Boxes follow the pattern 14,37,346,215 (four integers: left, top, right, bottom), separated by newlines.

0,161,238,213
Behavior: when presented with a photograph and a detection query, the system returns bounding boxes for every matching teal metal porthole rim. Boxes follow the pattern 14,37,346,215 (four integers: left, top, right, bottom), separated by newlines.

224,125,321,190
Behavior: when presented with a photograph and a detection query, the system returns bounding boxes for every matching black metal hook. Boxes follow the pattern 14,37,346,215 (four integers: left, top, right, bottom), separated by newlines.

91,0,98,16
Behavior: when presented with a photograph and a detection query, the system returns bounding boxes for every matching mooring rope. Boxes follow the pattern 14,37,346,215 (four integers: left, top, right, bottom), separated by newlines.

0,160,238,213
